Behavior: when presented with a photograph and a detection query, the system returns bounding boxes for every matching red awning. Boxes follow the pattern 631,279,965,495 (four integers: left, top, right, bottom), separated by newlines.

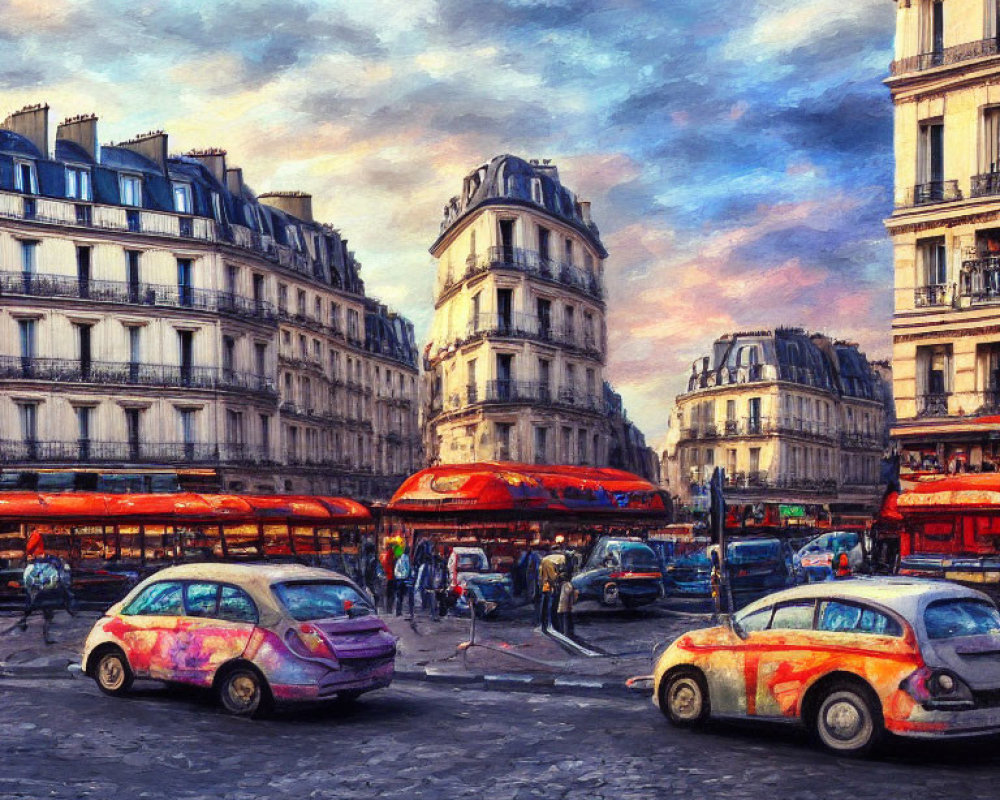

895,474,1000,511
387,462,666,515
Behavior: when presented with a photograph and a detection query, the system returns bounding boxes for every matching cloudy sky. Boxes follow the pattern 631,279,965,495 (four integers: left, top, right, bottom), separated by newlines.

0,0,897,446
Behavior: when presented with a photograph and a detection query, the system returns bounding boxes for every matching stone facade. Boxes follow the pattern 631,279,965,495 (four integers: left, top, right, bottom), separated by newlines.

886,1,1000,477
0,104,421,499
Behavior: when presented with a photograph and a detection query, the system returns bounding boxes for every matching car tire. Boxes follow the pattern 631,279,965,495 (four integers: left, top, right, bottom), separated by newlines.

93,648,134,697
810,680,883,757
659,669,709,727
217,666,269,717
601,582,619,606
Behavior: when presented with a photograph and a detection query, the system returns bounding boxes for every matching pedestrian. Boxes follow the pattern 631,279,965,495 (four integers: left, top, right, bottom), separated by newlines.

15,531,76,644
379,543,396,614
394,548,414,618
432,551,450,619
556,557,579,638
834,550,852,579
537,552,564,632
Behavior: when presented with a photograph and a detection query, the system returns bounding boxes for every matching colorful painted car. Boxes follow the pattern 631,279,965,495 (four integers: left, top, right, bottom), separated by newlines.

447,547,514,617
794,531,864,582
81,563,396,716
653,578,1000,755
572,537,663,609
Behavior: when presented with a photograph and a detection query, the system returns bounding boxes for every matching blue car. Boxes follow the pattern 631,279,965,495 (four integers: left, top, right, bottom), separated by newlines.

572,538,664,609
664,537,793,597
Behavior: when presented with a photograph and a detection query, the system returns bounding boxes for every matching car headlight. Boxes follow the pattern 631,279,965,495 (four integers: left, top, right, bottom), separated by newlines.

901,666,974,708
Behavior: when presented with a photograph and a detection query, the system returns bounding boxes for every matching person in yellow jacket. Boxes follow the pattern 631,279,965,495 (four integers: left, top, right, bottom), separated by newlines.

537,552,565,632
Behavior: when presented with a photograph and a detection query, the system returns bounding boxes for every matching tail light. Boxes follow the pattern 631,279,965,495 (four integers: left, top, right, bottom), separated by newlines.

901,666,974,708
285,623,338,662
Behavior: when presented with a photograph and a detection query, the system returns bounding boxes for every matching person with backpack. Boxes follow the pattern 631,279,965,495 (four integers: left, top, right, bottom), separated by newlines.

394,548,415,618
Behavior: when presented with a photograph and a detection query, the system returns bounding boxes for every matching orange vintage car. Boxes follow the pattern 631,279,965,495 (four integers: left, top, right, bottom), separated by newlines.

653,578,1000,756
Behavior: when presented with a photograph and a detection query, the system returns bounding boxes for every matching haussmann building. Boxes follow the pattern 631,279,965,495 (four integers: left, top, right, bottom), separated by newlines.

421,154,656,479
0,103,421,500
886,0,1000,479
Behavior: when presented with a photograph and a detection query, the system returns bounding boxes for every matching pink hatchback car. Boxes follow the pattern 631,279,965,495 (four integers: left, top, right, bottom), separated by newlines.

82,563,396,716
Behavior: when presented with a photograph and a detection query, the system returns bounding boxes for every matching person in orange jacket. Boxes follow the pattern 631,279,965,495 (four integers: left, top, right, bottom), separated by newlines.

25,529,45,560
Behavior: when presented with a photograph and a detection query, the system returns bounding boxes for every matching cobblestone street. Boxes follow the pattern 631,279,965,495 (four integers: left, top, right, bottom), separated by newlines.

2,673,999,800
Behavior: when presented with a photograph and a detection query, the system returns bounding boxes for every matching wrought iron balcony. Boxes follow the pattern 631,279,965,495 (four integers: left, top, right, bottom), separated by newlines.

0,355,276,395
918,392,951,417
914,284,948,307
0,439,274,466
960,256,1000,304
0,271,277,324
459,312,602,359
890,38,1000,77
459,246,603,300
905,180,962,207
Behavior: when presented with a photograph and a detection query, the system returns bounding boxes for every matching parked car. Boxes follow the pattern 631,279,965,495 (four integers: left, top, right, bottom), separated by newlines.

653,578,1000,755
794,531,864,582
664,537,792,598
447,547,514,618
572,537,663,609
81,563,396,716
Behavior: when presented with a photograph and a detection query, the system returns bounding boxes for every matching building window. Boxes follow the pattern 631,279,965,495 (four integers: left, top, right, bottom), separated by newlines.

918,121,944,198
19,403,38,456
531,178,543,204
172,183,193,214
119,174,142,206
66,166,91,200
747,397,762,434
916,344,952,416
277,284,288,313
577,429,587,464
226,410,244,445
534,426,548,464
919,237,947,288
14,160,37,194
495,423,512,461
18,319,36,362
20,240,37,274
297,289,306,315
922,0,944,59
177,258,194,306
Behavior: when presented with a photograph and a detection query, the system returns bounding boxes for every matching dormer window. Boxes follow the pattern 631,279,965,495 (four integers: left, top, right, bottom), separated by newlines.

119,174,142,207
172,182,193,214
531,178,543,205
66,166,91,201
14,160,38,194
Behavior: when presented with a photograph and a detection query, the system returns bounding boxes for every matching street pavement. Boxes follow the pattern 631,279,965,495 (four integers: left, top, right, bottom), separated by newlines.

1,676,998,799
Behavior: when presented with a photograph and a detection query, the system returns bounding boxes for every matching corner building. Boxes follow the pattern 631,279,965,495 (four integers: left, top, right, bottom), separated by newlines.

887,1,1000,477
424,155,627,468
669,329,891,519
0,104,421,499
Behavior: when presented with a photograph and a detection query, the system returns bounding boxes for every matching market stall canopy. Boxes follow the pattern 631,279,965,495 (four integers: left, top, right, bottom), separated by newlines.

387,462,667,515
895,474,1000,512
0,492,371,524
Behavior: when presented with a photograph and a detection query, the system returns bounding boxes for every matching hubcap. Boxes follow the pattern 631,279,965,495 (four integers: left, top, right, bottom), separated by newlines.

227,675,258,709
824,700,862,740
99,656,124,690
669,679,702,720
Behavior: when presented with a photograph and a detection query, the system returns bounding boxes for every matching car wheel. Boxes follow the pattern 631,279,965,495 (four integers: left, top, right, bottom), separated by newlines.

217,667,268,717
601,582,619,606
811,681,883,757
94,649,133,697
659,669,709,727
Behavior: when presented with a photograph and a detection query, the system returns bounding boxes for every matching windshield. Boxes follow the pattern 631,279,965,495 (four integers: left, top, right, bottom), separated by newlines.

456,553,488,571
621,547,660,571
272,580,374,621
728,540,781,565
924,599,1000,640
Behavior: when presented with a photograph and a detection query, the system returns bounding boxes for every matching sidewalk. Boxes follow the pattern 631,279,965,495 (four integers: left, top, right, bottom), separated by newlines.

0,600,712,696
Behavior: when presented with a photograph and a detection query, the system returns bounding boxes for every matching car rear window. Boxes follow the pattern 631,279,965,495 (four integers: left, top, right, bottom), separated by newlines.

621,548,660,571
817,600,902,636
272,580,374,621
924,599,1000,640
728,541,781,564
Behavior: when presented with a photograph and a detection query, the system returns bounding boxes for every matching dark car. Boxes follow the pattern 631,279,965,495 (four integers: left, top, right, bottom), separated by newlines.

572,538,663,609
665,537,793,599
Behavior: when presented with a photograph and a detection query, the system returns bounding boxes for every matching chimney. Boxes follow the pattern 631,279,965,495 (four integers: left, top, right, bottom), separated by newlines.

1,103,50,156
225,167,244,196
56,113,99,160
579,200,592,224
116,130,168,171
185,147,227,184
259,191,313,223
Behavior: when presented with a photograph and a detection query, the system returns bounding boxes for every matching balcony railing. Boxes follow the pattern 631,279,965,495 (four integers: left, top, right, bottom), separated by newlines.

840,432,883,450
905,180,962,207
0,356,277,395
914,284,948,307
918,392,951,417
0,271,277,324
971,171,1000,199
0,439,274,466
960,256,1000,304
457,246,603,300
890,37,1000,77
